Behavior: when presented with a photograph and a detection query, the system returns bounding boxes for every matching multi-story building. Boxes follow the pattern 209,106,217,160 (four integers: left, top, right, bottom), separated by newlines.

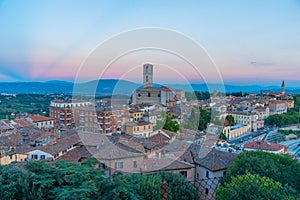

74,107,121,135
129,109,143,122
49,100,92,128
222,124,251,141
194,148,237,200
125,121,153,137
26,114,54,129
269,100,288,115
228,111,259,132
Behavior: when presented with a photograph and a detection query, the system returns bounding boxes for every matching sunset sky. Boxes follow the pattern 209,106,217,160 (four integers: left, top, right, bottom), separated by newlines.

0,0,300,86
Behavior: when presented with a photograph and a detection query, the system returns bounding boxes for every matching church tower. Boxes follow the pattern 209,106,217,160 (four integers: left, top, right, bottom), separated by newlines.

143,63,153,88
281,80,285,96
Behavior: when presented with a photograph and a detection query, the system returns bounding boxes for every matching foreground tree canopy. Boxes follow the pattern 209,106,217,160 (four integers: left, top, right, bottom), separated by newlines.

0,159,197,200
216,173,299,200
219,151,300,199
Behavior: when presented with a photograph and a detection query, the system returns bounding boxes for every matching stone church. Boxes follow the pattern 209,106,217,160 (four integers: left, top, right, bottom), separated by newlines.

131,64,186,107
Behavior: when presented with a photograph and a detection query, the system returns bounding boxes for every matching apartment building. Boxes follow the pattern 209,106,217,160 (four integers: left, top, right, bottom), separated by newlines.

74,107,122,135
49,100,92,128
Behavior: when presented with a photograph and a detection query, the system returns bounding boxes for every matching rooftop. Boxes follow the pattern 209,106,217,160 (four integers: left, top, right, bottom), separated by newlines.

28,115,54,122
244,140,286,152
194,148,237,172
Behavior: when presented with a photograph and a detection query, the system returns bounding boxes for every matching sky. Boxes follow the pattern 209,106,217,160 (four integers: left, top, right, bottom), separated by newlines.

0,0,300,86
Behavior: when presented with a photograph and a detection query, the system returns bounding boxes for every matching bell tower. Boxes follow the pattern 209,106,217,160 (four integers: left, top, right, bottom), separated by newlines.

143,63,153,88
281,80,285,96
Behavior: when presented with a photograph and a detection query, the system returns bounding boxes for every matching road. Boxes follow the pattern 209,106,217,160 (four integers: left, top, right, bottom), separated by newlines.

229,129,274,146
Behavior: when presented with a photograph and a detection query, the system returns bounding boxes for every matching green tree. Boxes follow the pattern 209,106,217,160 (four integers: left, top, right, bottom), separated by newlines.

222,151,300,193
163,112,180,132
158,172,197,200
216,173,299,200
225,115,235,126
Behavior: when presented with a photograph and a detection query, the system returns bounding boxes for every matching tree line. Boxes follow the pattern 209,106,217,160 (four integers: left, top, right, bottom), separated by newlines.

0,159,197,200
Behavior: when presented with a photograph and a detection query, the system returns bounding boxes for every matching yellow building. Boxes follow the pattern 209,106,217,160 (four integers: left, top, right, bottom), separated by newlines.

129,109,143,122
222,124,251,141
125,122,153,137
0,151,28,165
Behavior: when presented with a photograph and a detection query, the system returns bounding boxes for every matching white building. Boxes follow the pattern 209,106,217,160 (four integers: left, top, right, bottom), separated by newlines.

194,148,237,199
26,115,54,129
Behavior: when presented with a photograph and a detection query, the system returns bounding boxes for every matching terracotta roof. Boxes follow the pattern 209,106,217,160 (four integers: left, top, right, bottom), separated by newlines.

57,146,92,162
244,140,286,152
78,133,145,160
11,119,33,128
37,134,81,155
28,115,54,122
141,158,194,172
194,148,237,172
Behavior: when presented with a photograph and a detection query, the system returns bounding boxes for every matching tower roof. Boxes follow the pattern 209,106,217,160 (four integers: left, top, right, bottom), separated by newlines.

282,80,285,87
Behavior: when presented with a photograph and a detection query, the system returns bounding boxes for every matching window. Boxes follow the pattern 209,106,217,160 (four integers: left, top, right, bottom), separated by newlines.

205,188,209,195
9,155,13,160
206,171,209,178
133,161,137,168
138,93,141,97
115,162,123,169
31,154,38,160
180,171,187,178
196,173,199,179
223,171,227,176
148,92,151,97
158,94,161,97
40,155,46,160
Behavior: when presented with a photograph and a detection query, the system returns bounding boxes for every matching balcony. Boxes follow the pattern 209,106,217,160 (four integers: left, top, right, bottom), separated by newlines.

66,118,71,120
98,116,103,119
60,113,65,115
105,116,111,119
59,118,65,121
98,122,103,125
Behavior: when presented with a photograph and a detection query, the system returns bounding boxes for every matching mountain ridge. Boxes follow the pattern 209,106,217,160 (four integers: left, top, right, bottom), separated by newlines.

0,79,299,95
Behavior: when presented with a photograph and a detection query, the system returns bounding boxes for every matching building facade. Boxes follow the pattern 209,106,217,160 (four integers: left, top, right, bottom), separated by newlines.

50,100,92,128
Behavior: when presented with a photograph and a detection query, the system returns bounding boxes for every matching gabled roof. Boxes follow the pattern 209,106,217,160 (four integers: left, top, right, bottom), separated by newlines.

57,146,92,162
244,140,286,152
194,148,237,172
141,158,194,173
28,115,54,122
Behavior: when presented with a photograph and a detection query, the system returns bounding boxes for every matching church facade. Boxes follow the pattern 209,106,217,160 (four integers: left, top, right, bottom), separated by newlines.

131,64,186,107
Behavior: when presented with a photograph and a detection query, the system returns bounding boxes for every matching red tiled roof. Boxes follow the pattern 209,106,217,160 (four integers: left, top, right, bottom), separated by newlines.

244,140,286,152
29,115,54,122
57,146,92,162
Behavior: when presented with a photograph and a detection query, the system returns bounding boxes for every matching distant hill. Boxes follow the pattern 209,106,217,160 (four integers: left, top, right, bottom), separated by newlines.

0,79,299,95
